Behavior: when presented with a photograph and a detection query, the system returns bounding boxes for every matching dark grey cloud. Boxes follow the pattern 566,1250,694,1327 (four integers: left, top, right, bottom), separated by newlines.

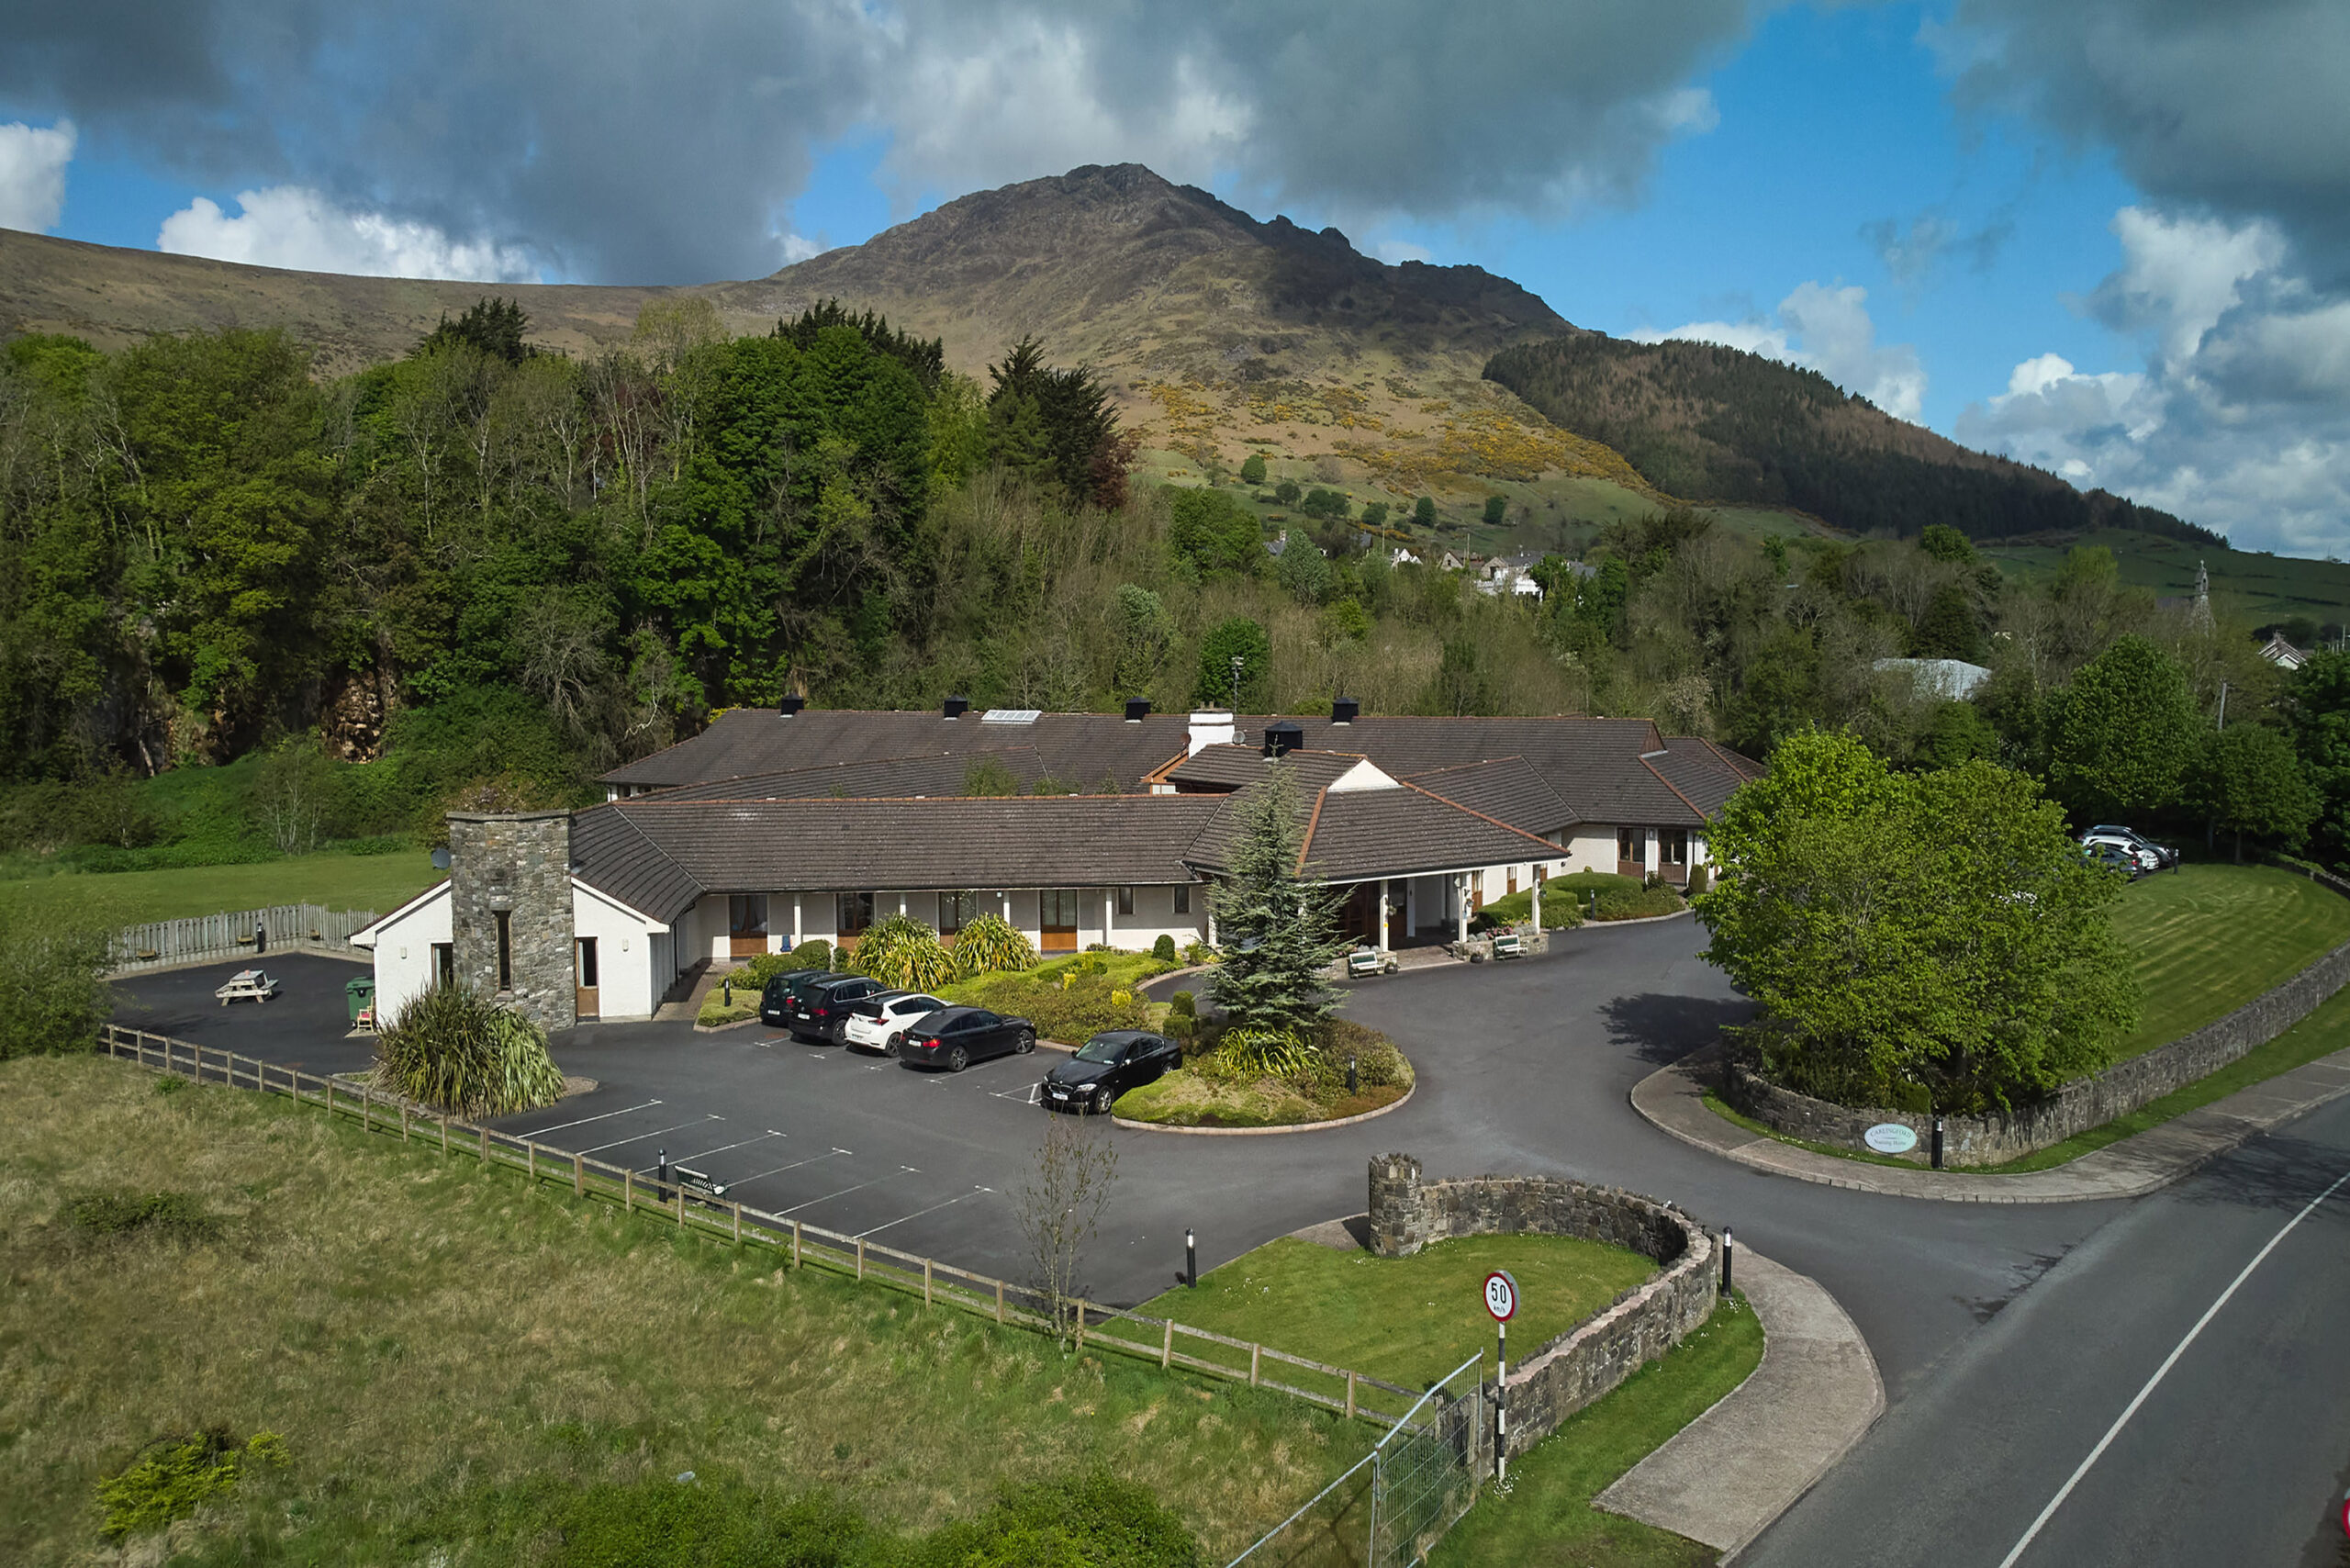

1948,0,2350,282
0,0,1759,283
1860,207,2015,286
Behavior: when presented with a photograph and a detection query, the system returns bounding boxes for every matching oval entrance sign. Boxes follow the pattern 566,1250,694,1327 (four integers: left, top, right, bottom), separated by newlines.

1863,1123,1920,1155
1483,1269,1519,1323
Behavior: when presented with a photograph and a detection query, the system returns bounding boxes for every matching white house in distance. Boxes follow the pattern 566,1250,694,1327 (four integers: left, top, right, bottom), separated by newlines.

352,701,1762,1030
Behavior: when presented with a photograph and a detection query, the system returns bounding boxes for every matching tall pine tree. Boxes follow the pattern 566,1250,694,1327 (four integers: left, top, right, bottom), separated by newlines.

1207,763,1348,1037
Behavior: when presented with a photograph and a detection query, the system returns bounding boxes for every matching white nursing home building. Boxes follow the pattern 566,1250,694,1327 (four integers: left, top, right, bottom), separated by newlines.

353,700,1760,1031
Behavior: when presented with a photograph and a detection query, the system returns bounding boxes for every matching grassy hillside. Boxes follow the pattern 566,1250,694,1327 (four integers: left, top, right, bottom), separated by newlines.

1981,529,2350,628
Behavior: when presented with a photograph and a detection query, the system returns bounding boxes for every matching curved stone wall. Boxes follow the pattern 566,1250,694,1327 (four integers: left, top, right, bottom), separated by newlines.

1366,1154,1718,1455
1723,864,2350,1165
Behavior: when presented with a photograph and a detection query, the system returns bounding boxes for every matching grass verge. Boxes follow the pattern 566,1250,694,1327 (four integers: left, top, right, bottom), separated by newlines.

1429,1293,1764,1568
0,1055,1367,1564
0,848,442,927
1138,1234,1656,1392
1114,1070,1408,1127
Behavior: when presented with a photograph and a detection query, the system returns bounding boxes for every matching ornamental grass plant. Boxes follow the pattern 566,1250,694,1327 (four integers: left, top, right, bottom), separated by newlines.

373,984,566,1117
950,913,1037,979
849,914,959,991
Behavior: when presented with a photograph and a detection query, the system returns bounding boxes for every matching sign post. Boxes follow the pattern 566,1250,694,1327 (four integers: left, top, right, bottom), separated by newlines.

1483,1269,1519,1484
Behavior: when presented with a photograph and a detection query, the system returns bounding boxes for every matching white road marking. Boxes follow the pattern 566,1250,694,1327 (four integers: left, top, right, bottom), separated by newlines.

855,1185,993,1239
576,1114,722,1155
773,1165,921,1216
729,1148,853,1184
1995,1161,2350,1568
676,1130,785,1162
990,1082,1043,1104
515,1098,663,1135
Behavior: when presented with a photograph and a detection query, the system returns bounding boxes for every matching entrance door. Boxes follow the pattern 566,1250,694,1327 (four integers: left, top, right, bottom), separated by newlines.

575,936,600,1019
729,893,767,958
1617,827,1646,879
1041,889,1080,953
1340,883,1381,946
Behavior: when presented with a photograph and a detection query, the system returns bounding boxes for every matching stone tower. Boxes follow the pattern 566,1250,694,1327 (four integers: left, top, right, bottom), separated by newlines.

447,810,576,1034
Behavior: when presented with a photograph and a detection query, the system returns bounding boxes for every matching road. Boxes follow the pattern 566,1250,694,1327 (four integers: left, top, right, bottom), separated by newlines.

110,918,2350,1562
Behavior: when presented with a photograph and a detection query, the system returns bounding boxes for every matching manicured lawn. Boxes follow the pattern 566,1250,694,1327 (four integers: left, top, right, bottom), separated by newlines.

937,948,1178,1007
0,849,442,927
0,1056,1364,1564
1429,1294,1763,1568
2113,863,2350,1059
1140,1234,1657,1392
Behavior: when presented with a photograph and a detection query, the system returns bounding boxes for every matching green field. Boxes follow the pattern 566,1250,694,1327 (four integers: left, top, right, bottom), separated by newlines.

2113,863,2350,1058
0,849,442,927
0,1056,1365,1564
1141,1234,1657,1392
1981,527,2350,625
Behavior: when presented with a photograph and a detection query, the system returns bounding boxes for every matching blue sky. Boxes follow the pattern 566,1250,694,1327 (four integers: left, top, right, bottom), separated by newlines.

1,0,2344,554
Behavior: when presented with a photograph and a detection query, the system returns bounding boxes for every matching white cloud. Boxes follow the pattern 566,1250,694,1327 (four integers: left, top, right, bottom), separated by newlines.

778,232,822,264
1956,206,2350,554
156,185,536,281
0,118,74,232
1634,281,1927,420
1373,238,1433,265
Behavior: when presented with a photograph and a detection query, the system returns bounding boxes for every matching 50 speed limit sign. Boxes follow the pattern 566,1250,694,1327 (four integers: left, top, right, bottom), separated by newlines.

1483,1269,1520,1323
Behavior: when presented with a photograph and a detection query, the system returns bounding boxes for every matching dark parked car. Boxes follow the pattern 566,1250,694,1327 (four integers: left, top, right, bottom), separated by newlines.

2083,841,2143,879
790,975,888,1043
758,969,834,1025
899,1006,1035,1071
1042,1029,1181,1114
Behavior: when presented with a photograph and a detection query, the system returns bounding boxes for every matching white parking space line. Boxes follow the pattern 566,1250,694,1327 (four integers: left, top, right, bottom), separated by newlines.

855,1186,993,1239
730,1148,853,1184
676,1130,785,1162
515,1098,663,1136
774,1165,921,1216
577,1114,722,1155
990,1082,1043,1104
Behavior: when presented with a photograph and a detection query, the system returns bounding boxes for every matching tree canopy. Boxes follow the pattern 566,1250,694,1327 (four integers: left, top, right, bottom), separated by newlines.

1701,730,2136,1114
1207,762,1348,1037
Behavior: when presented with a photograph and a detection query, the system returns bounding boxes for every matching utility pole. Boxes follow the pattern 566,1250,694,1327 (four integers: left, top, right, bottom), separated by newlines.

1230,654,1245,711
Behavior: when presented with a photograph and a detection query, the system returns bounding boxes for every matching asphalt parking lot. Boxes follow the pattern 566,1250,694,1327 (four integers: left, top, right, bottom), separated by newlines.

109,924,2118,1397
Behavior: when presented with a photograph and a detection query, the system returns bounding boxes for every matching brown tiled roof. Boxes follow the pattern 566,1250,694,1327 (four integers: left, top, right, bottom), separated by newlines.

1647,741,1758,820
585,795,1225,896
569,804,704,924
634,747,1048,802
1396,757,1577,834
1178,766,1565,883
602,709,1188,791
1158,745,1371,791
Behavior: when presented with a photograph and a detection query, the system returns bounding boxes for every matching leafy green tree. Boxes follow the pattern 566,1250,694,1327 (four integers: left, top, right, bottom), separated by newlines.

1911,582,1984,661
1112,584,1175,689
0,900,111,1060
1412,495,1437,530
419,297,534,364
1919,523,1976,564
1482,494,1507,527
984,337,1125,508
1425,634,1494,715
775,297,944,390
1196,617,1270,708
2048,634,2200,821
1300,487,1349,521
1277,533,1334,605
1208,762,1348,1036
1701,731,2135,1114
1916,700,1999,771
1238,453,1267,485
2197,724,2318,861
1165,487,1264,577
1360,500,1390,531
1273,479,1302,507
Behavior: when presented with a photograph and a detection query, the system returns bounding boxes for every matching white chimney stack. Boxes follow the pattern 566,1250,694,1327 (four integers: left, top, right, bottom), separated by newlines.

1187,709,1237,756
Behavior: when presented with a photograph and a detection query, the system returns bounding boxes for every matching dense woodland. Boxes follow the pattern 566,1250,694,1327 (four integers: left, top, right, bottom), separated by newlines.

3,301,2345,879
1484,335,2221,546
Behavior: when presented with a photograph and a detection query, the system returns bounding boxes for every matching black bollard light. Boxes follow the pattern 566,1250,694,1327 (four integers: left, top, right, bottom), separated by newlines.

1185,1227,1198,1288
657,1148,668,1185
1931,1116,1945,1170
1347,1055,1359,1094
1720,1226,1734,1294
724,976,733,1007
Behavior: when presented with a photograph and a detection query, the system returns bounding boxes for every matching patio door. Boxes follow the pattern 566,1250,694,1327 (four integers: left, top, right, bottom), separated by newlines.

1041,889,1080,953
729,894,767,958
1617,827,1646,879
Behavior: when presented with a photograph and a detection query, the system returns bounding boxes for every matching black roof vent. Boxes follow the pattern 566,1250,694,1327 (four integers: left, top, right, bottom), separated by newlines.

778,695,806,717
943,695,970,720
1264,721,1306,758
1331,697,1360,724
1125,697,1152,722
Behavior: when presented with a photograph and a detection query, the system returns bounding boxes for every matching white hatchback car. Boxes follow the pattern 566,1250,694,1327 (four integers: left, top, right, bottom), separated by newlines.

2078,832,2162,872
841,991,951,1055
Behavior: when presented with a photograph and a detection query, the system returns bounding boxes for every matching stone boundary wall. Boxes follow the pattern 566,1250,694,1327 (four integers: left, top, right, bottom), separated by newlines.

1366,1154,1718,1456
1723,863,2350,1165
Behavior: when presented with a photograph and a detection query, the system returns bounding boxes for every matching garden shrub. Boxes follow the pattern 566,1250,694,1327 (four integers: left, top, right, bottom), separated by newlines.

981,973,1150,1042
373,984,566,1116
1686,863,1711,896
95,1427,289,1540
952,913,1037,979
1321,1019,1413,1090
1152,934,1177,963
787,939,834,970
850,914,958,991
1214,1026,1315,1080
1169,990,1195,1017
0,902,112,1061
739,952,799,985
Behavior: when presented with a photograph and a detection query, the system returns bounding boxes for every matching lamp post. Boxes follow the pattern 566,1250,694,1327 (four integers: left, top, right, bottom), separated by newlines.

1185,1227,1198,1288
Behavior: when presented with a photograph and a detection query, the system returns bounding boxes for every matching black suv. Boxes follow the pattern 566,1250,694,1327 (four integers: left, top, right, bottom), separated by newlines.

757,969,833,1025
1042,1029,1181,1114
789,975,888,1044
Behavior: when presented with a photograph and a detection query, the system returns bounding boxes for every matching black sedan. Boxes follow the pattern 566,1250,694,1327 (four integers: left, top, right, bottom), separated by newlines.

1042,1030,1181,1114
898,1006,1035,1071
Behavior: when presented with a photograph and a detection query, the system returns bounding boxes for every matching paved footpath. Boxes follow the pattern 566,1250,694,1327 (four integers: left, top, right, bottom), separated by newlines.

1631,1042,2350,1202
1596,1249,1883,1559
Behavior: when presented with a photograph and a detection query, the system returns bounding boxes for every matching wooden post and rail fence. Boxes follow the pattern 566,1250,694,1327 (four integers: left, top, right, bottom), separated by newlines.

93,1023,1424,1432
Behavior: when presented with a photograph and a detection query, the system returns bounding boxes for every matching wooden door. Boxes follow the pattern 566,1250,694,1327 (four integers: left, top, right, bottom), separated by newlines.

1041,889,1080,953
728,894,767,958
1617,827,1646,879
575,936,600,1020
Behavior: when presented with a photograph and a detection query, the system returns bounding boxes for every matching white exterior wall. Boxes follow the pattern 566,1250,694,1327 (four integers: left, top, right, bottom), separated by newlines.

1563,827,1621,875
572,883,663,1021
1100,883,1208,952
352,881,453,1025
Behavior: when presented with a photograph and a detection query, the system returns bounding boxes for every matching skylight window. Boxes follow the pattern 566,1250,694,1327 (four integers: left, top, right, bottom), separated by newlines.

979,709,1041,724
